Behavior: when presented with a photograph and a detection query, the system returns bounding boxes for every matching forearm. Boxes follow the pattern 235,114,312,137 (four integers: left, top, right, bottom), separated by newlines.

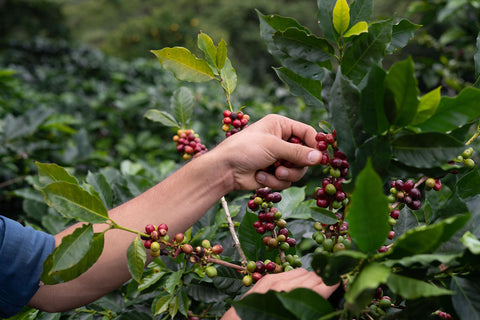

29,150,233,312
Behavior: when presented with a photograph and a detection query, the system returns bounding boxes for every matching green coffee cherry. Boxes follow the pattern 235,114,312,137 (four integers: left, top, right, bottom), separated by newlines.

205,266,217,278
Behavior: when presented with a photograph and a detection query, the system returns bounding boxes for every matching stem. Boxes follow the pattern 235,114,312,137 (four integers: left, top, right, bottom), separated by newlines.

207,257,246,272
220,196,247,264
465,121,480,145
108,220,150,238
0,176,25,189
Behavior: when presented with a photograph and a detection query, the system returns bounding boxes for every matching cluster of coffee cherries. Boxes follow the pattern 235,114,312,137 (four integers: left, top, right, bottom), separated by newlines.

241,254,303,287
312,220,351,253
314,177,349,210
248,187,297,250
388,179,423,210
434,310,454,319
142,224,223,278
172,129,208,160
453,147,476,169
316,131,350,178
221,109,250,137
366,287,393,317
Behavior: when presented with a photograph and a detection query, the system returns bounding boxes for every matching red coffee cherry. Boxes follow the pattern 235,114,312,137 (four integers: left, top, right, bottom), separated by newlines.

145,224,156,234
182,244,193,254
252,272,263,282
211,244,223,255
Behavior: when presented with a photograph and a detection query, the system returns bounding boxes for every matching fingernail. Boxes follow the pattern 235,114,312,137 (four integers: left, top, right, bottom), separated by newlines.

308,150,322,164
256,172,266,183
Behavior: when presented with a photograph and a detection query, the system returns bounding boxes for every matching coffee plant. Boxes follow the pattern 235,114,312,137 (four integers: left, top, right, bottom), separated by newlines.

6,0,480,319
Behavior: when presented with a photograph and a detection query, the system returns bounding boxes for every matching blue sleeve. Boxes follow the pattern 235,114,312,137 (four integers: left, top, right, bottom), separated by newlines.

0,216,55,318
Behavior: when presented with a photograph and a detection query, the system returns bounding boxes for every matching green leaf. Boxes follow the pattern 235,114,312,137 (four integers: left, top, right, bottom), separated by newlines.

36,162,79,187
411,86,442,125
416,87,480,133
144,109,179,128
233,291,296,320
151,47,215,82
383,253,461,268
346,159,390,255
343,21,368,38
271,28,334,78
239,211,270,261
345,262,390,313
313,250,368,286
387,273,453,299
220,58,237,95
165,270,183,294
359,65,389,135
386,19,422,54
462,231,480,254
216,39,227,70
475,32,480,78
392,132,465,168
177,290,190,318
384,56,420,126
138,269,167,291
317,0,338,43
168,294,179,318
39,181,109,224
127,237,146,283
387,213,470,259
277,288,335,320
349,0,373,26
341,19,393,84
333,0,350,35
274,67,324,108
326,68,364,159
41,225,104,284
451,276,480,320
275,186,306,219
172,87,194,128
311,207,338,225
197,32,218,72
153,292,172,316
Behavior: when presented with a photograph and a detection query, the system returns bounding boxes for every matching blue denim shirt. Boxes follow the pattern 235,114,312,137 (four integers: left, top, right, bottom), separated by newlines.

0,216,55,318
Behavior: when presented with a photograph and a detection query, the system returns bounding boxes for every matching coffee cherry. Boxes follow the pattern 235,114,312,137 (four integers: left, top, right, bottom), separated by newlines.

175,233,185,243
256,225,266,234
252,272,263,282
182,244,193,254
150,230,160,241
144,239,152,249
390,209,400,219
286,238,297,247
150,241,160,252
201,239,211,249
145,224,156,234
465,158,475,168
425,177,436,189
378,245,389,253
323,238,334,251
434,179,442,191
242,275,253,287
280,242,290,251
265,222,275,231
158,228,167,237
266,261,277,272
276,219,287,228
278,228,289,237
255,261,266,273
205,266,217,278
388,230,395,240
403,179,415,192
211,244,223,255
388,217,397,226
151,249,160,257
246,261,257,273
379,296,392,309
276,234,287,243
333,242,345,252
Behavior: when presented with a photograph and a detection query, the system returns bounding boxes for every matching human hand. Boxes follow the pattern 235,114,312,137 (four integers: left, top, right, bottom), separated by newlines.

212,114,323,191
221,268,339,320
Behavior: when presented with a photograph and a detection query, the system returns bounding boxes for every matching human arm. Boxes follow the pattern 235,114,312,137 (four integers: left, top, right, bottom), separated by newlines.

28,114,323,312
221,268,340,320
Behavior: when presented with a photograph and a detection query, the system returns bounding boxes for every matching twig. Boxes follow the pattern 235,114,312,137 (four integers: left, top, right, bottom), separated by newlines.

465,121,480,145
207,257,245,272
0,176,25,189
220,196,247,264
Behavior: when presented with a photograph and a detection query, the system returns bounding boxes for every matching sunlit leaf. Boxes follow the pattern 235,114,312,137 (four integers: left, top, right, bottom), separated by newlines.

343,21,368,38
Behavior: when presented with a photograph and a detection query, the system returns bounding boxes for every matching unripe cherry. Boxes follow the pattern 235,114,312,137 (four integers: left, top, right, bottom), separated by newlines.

242,275,253,287
205,266,217,278
175,233,185,243
246,261,257,273
150,241,160,252
202,239,211,249
182,243,193,254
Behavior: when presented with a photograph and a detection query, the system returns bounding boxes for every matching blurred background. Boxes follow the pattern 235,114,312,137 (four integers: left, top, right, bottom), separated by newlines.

1,0,479,224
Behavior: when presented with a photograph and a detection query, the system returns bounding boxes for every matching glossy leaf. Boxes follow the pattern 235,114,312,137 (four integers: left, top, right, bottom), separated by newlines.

333,0,350,35
274,67,324,108
275,186,306,219
144,109,179,128
220,58,237,95
36,162,78,187
383,253,461,268
345,262,390,313
461,232,480,254
387,273,453,299
233,290,296,320
411,86,442,125
317,0,338,43
127,237,146,283
197,32,218,72
311,207,338,225
313,250,368,286
277,288,335,320
341,19,393,84
172,87,194,128
216,39,227,70
212,266,245,296
271,28,333,79
326,68,364,159
151,47,215,82
138,269,167,291
392,132,465,168
386,19,421,54
387,213,470,259
451,276,480,319
416,87,480,133
39,181,109,223
359,65,388,135
239,211,270,261
349,0,373,26
165,270,183,295
343,21,368,38
153,292,172,316
346,159,390,255
41,225,104,284
384,56,419,126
